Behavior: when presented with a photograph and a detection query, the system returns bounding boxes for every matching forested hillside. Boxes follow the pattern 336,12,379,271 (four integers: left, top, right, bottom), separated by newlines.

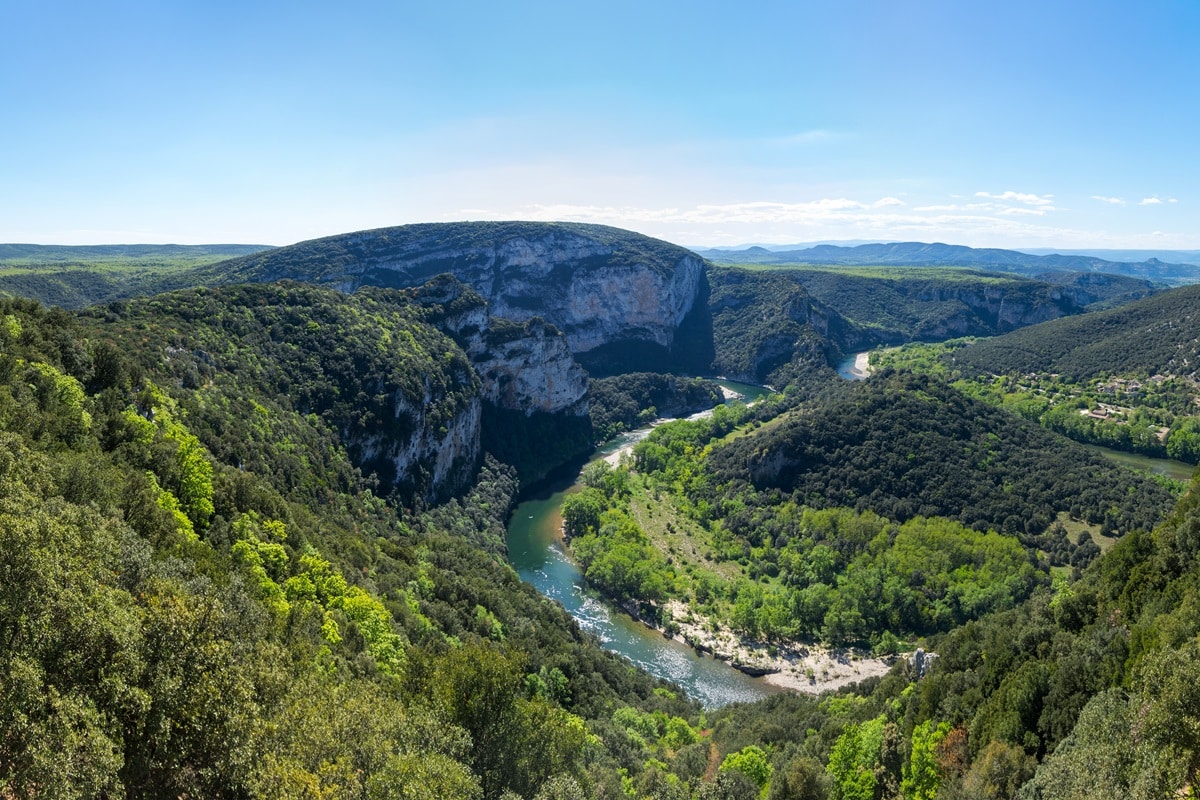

588,372,724,442
707,371,1172,539
948,282,1200,379
5,225,1200,799
698,264,1140,388
555,359,1200,798
0,293,700,799
869,283,1200,465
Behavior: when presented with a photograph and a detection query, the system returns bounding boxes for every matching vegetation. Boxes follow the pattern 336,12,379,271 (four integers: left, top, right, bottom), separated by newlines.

8,226,1200,799
942,283,1200,379
562,374,1171,651
0,244,269,308
705,267,843,386
87,281,483,502
872,285,1200,466
589,372,724,442
700,263,1138,392
776,267,1085,343
0,292,702,799
707,371,1174,539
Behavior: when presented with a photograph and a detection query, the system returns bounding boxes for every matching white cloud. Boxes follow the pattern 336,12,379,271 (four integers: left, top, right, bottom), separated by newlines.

1170,197,1179,203
913,203,990,212
514,199,878,226
975,191,1055,206
1091,195,1126,205
470,198,1105,249
1140,197,1163,205
872,197,906,208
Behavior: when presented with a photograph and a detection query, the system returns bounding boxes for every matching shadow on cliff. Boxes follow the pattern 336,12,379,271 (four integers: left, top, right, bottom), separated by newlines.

575,271,716,379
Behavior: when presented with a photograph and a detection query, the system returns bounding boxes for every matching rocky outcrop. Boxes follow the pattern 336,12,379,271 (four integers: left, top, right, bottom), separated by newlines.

402,276,588,418
357,385,483,502
215,222,706,359
393,274,592,485
474,319,589,416
906,284,1080,340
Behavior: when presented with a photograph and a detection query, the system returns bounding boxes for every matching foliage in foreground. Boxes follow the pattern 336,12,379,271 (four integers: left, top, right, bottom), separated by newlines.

6,280,1200,799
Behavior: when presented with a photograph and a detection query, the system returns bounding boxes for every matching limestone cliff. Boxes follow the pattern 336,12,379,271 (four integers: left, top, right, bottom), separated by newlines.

355,384,482,503
394,275,592,485
903,284,1081,341
213,222,706,361
474,318,589,416
400,276,588,418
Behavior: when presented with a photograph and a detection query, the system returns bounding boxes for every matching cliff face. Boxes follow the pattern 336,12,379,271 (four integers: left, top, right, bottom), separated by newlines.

355,384,483,502
474,320,589,416
489,252,704,353
395,275,591,485
216,222,706,359
402,276,588,418
905,285,1080,341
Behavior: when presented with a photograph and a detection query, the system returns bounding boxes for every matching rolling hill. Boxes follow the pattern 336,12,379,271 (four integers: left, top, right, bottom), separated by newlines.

700,241,1200,285
948,283,1200,379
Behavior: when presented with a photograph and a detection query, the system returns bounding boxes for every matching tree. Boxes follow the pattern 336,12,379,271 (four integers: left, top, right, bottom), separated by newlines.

720,745,774,790
561,489,605,539
901,720,951,800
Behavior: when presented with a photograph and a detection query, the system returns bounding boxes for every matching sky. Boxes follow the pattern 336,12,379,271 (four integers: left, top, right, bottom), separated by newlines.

2,0,1198,250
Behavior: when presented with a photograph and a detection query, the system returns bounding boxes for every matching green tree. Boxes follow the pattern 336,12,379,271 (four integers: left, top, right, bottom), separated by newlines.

901,720,950,800
720,745,774,790
825,716,885,800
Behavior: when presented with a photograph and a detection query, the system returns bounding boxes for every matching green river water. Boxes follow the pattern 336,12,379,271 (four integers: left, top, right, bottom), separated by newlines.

504,381,779,708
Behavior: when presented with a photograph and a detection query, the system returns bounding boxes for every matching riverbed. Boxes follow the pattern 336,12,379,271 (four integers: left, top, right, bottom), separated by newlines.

505,380,779,708
835,351,871,380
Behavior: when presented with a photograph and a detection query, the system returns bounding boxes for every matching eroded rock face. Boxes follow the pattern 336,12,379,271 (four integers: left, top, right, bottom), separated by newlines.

356,389,483,502
907,285,1080,340
364,226,704,355
473,320,589,417
489,254,704,353
405,276,588,418
225,222,706,358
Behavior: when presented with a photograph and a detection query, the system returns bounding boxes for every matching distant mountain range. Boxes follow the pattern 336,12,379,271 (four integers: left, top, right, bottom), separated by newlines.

0,243,270,261
697,241,1200,285
1021,248,1200,266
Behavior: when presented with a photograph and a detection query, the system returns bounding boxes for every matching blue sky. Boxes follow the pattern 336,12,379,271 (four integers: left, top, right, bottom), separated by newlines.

2,0,1198,248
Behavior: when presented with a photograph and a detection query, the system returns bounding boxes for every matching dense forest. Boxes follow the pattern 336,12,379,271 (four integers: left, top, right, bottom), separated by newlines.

706,371,1174,539
5,223,1200,799
589,372,724,442
867,283,1200,465
944,283,1200,379
0,293,700,799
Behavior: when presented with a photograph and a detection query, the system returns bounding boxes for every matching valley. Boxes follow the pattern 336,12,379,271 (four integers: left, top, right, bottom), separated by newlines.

4,221,1200,799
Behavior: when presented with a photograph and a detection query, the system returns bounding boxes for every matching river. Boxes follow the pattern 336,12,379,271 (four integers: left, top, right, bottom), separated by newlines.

1081,443,1196,483
505,380,779,708
835,351,871,380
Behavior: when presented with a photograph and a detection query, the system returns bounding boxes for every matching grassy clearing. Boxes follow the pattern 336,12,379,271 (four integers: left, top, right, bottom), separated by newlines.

625,473,742,586
1055,511,1116,552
